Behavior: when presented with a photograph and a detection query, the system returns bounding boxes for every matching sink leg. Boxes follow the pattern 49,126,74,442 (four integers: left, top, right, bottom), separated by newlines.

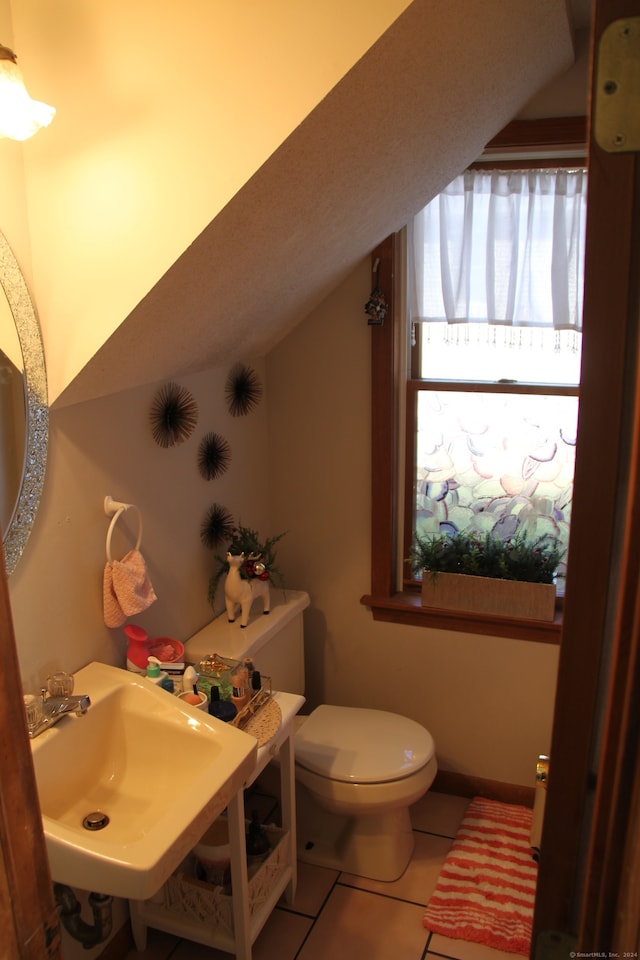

128,901,148,952
228,790,252,960
279,734,298,904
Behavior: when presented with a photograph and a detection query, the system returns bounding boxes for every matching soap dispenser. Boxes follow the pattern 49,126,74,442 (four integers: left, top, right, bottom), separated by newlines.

146,656,174,693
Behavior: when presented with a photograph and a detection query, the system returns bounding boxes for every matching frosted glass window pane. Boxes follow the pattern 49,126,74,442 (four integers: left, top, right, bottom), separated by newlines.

415,391,577,581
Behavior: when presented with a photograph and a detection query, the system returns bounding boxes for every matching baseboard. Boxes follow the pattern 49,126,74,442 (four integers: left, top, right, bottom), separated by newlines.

433,769,535,808
98,922,134,959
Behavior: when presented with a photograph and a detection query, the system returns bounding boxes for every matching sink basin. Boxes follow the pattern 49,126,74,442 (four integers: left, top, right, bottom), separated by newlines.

29,661,257,900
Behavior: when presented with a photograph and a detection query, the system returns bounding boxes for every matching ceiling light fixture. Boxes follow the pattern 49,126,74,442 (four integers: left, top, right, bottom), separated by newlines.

0,44,55,141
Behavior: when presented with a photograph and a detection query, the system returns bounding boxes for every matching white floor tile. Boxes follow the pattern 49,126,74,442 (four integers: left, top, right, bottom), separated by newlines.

120,793,529,960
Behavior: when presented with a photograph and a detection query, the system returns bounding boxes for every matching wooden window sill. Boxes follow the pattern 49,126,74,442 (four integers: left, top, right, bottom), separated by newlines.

360,590,562,644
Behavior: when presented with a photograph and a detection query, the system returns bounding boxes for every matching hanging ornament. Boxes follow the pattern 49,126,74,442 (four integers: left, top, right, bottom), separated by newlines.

150,381,198,448
365,256,388,325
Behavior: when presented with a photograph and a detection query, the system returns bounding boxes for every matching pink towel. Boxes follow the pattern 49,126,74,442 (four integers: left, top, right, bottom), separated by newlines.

103,549,157,628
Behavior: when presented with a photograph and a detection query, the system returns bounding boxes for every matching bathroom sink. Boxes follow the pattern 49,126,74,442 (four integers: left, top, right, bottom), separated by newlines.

29,661,257,900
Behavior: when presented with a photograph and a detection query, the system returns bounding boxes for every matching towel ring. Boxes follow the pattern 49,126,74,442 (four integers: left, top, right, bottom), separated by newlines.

104,495,143,562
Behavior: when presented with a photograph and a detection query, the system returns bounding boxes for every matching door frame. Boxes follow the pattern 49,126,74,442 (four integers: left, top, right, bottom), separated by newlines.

0,537,62,958
533,0,640,948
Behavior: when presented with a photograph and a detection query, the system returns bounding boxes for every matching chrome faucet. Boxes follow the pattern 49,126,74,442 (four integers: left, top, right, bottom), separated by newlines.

26,689,91,739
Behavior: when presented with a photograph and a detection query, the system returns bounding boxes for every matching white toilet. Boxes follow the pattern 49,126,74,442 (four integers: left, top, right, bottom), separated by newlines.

183,590,437,882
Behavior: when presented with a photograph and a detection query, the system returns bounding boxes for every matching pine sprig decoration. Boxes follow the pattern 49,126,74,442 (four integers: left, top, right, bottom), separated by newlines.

409,530,564,585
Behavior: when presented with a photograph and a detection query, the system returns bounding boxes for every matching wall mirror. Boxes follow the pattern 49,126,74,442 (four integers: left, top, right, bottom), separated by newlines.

0,231,48,576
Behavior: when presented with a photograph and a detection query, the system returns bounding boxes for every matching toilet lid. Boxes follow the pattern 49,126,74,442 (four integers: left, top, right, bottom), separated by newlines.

294,705,435,784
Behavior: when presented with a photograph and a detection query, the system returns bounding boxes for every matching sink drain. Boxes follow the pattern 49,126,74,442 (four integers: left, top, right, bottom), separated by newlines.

82,811,109,831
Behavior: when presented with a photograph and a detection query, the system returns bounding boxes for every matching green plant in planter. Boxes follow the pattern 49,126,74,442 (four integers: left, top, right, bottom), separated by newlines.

409,530,564,585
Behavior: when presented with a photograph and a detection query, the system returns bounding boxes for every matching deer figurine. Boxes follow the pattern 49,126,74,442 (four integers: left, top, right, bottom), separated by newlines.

224,552,270,627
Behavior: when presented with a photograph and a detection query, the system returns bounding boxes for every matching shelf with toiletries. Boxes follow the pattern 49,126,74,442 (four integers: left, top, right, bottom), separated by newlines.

191,652,276,732
154,822,290,950
129,634,277,733
129,689,305,960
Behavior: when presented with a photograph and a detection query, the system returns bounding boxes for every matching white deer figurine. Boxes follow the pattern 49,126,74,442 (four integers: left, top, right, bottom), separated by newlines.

224,553,270,628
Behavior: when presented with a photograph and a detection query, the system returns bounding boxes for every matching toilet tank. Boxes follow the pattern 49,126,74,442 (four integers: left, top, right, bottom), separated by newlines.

183,589,310,695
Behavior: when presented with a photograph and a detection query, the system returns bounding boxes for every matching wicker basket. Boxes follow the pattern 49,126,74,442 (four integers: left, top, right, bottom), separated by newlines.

161,825,289,937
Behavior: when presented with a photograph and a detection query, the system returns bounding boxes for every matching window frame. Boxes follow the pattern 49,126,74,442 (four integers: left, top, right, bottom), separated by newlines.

360,117,587,644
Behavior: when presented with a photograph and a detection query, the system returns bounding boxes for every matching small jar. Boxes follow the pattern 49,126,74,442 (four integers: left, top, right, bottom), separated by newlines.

198,655,233,699
176,690,208,711
208,686,237,722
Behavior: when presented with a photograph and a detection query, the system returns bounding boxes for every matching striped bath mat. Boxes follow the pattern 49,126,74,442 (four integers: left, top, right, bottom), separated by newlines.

424,796,538,956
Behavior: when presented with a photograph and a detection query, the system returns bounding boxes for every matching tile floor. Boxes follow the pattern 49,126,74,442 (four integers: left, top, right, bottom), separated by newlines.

123,791,528,960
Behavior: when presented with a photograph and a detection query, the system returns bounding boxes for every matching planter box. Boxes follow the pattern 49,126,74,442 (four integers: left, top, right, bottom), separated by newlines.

421,570,556,621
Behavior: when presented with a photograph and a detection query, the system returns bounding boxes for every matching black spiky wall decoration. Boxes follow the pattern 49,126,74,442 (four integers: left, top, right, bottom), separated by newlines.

150,382,198,447
197,432,232,481
225,363,262,417
200,503,235,549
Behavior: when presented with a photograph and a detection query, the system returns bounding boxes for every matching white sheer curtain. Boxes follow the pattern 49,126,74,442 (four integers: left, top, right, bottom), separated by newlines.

410,168,587,330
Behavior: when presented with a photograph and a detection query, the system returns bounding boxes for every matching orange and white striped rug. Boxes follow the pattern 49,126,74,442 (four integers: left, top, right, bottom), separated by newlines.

423,796,538,956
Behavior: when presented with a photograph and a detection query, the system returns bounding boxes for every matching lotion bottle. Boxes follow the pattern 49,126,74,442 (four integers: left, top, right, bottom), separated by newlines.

182,665,198,694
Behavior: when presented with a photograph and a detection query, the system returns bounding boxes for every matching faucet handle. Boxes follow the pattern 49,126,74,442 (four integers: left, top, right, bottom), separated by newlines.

47,672,75,698
23,694,43,729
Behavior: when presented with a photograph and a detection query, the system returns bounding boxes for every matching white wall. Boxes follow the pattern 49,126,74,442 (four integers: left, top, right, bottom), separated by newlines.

10,360,271,693
267,256,559,786
6,359,274,958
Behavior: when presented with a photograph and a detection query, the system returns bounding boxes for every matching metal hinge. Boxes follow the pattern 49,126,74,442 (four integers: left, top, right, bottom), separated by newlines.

595,17,640,153
535,930,578,960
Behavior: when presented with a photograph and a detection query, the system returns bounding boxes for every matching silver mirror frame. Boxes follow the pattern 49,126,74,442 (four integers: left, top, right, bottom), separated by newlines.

0,231,48,575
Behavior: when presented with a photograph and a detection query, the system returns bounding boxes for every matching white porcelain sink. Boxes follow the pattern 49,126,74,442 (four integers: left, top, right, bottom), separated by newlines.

29,661,257,900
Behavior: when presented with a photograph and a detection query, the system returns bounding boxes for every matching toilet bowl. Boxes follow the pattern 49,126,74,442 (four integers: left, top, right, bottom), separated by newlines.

184,590,438,882
292,705,437,880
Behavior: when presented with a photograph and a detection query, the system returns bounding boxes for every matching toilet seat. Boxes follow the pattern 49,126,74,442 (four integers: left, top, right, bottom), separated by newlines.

295,704,435,784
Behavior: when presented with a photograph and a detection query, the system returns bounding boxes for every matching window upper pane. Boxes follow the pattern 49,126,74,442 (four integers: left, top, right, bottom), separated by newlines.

418,323,582,385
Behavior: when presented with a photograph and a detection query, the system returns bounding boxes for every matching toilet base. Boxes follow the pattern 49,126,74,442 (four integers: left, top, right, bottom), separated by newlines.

295,783,416,882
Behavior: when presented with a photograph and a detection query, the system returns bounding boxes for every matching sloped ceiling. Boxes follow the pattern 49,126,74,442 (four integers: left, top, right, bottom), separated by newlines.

55,0,575,409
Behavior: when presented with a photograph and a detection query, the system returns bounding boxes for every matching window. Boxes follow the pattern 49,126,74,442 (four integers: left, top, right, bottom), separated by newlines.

405,168,586,595
361,119,588,643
